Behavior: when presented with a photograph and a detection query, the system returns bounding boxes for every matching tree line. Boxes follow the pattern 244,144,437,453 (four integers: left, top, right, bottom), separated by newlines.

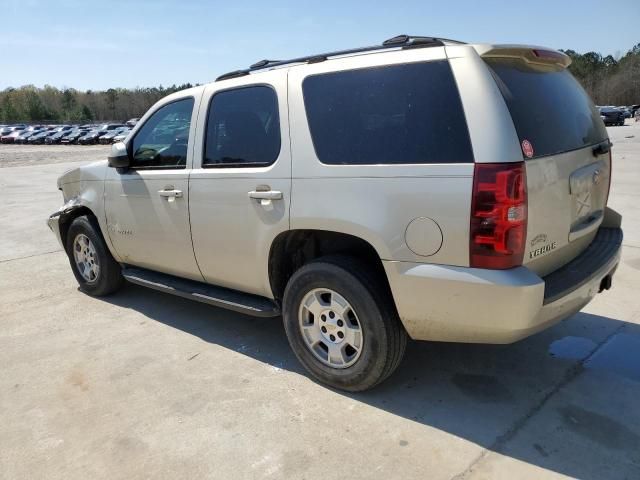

1,43,639,124
563,43,640,106
0,84,196,124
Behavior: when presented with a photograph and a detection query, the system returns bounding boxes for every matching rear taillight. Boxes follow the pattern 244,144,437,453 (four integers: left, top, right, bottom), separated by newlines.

470,162,527,269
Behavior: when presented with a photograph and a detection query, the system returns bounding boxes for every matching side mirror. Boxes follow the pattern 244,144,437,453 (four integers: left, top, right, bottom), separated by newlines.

108,142,131,169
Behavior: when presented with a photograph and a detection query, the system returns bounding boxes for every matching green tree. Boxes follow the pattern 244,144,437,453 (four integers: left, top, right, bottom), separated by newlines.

61,89,77,113
105,88,118,119
80,104,94,122
1,92,20,122
24,90,48,121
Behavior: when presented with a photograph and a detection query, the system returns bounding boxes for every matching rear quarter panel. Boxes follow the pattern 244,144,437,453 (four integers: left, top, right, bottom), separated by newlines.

287,47,474,265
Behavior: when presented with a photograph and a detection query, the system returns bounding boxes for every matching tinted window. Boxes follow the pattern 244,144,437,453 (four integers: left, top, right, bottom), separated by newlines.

302,61,474,165
486,59,607,159
204,86,280,167
131,97,194,169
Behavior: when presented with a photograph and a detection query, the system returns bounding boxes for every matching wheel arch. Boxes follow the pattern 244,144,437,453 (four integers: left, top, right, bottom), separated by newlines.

268,229,392,303
58,205,103,252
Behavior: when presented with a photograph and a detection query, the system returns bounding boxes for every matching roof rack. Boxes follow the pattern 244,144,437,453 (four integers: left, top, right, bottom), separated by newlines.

215,34,466,81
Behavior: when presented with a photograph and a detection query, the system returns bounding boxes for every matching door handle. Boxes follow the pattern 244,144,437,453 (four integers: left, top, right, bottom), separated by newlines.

248,190,283,200
158,189,183,197
158,189,183,202
248,189,282,209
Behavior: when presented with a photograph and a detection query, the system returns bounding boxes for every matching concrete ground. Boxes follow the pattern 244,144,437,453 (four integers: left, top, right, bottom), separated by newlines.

1,122,639,480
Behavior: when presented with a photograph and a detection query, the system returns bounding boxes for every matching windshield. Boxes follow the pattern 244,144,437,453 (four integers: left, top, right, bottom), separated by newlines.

485,58,607,159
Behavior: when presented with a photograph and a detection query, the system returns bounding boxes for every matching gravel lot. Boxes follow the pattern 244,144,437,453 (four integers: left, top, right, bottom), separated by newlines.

1,123,639,479
0,144,110,168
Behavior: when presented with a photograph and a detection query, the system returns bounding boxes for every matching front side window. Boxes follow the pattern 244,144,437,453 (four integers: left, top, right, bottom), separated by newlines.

302,61,474,165
131,97,194,169
203,86,280,167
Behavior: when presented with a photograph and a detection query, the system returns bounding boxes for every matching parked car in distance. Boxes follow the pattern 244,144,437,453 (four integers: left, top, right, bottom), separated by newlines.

125,118,139,127
14,129,43,144
1,129,27,144
0,125,26,136
42,130,62,143
599,107,625,126
111,129,131,143
45,130,69,145
77,124,124,145
61,129,90,144
48,36,623,391
99,127,130,144
60,130,79,144
27,130,55,145
78,129,106,145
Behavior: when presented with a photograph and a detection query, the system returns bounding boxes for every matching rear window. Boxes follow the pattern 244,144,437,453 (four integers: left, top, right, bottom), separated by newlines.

485,58,607,159
302,61,474,165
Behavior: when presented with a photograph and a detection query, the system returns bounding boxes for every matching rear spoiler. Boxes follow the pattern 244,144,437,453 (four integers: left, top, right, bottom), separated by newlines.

475,45,571,69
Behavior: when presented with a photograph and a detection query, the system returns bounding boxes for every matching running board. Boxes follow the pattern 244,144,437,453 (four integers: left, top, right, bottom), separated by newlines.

122,267,280,317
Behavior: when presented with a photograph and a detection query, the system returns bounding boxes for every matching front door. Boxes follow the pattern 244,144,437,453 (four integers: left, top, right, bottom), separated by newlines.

189,73,291,297
104,96,203,281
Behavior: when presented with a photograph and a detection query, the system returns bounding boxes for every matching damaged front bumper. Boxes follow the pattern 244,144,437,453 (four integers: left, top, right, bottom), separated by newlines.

46,197,81,249
47,212,63,248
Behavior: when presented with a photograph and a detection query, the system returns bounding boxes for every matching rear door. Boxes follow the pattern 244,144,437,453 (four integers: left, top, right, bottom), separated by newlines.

483,53,610,276
189,72,291,297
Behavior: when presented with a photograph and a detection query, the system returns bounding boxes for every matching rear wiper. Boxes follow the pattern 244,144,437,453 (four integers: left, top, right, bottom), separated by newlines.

592,139,612,156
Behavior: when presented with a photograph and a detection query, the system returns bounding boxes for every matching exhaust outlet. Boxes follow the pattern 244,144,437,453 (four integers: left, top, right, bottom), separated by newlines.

599,275,613,293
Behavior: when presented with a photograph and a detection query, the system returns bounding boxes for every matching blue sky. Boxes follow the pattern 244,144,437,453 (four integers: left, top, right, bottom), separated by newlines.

1,0,639,90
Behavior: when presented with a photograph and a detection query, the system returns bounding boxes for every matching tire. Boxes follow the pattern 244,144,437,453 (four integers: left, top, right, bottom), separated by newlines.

282,255,407,391
65,215,124,296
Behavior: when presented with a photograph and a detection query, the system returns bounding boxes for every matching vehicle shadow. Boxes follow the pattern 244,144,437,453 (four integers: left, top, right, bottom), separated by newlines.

101,283,640,480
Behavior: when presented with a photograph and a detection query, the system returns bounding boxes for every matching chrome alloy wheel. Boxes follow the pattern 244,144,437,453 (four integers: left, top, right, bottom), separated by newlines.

72,234,100,283
298,288,363,368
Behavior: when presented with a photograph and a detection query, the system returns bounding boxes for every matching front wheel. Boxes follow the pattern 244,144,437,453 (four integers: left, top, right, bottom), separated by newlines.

65,215,124,296
282,255,407,391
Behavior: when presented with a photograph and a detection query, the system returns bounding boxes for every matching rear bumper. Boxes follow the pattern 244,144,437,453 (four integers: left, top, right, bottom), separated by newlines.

384,226,622,344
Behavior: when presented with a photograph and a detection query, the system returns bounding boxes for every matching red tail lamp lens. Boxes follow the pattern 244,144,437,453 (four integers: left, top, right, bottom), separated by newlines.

470,162,527,269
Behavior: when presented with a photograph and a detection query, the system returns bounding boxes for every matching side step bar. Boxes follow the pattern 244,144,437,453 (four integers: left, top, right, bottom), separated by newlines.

122,267,280,317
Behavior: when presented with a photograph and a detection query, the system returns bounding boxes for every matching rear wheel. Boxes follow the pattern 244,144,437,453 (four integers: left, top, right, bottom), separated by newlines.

65,215,123,296
282,255,407,391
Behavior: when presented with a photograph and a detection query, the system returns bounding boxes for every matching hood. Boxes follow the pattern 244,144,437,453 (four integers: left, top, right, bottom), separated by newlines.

57,160,108,189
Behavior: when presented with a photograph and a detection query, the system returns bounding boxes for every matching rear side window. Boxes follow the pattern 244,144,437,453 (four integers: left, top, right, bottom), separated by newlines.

203,86,280,167
302,61,474,165
485,58,607,159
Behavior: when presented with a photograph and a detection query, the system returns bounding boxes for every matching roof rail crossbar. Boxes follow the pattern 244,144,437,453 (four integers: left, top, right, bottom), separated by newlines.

216,70,250,81
383,34,466,47
215,34,465,81
250,59,282,69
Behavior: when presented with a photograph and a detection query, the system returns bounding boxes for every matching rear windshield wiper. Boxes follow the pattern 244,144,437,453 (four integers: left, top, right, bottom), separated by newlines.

592,139,612,156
